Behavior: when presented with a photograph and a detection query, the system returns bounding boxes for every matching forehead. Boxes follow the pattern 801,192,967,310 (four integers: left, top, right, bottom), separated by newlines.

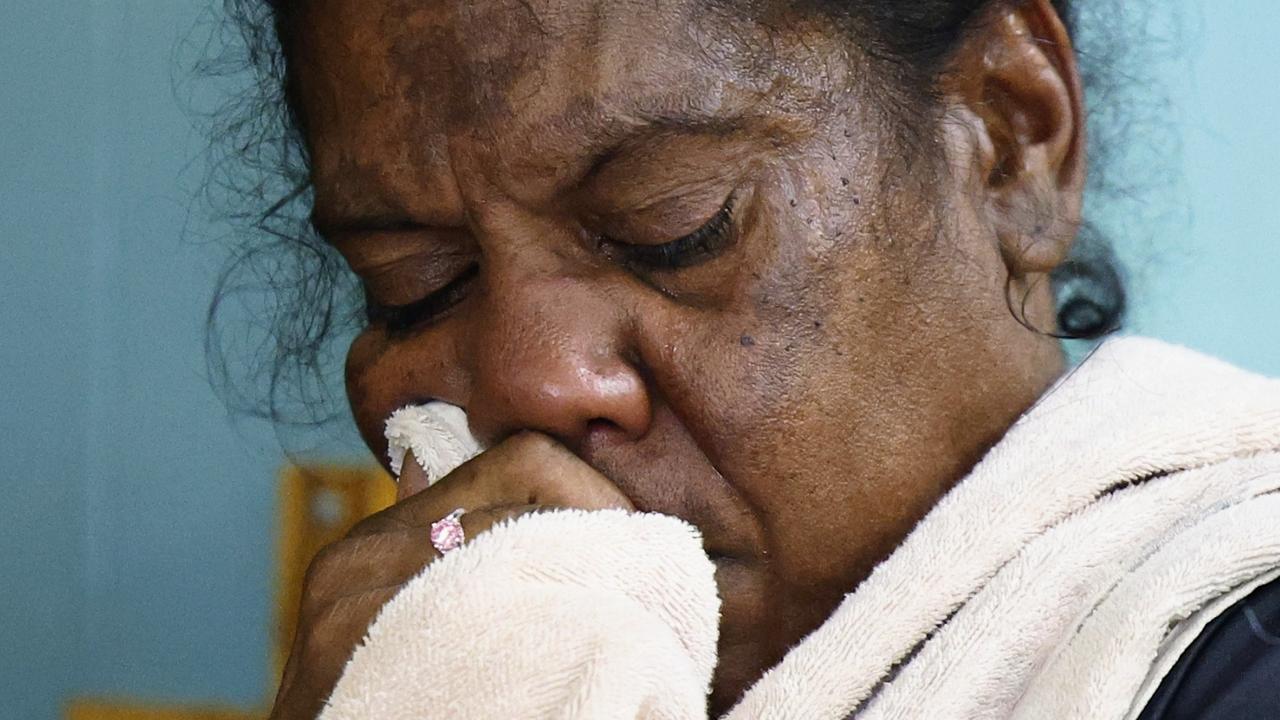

291,0,858,207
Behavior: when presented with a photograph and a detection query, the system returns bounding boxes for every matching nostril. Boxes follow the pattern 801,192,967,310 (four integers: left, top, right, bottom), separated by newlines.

586,417,620,437
575,417,626,460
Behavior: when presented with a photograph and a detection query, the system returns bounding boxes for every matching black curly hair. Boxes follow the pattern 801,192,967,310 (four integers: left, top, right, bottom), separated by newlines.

205,0,1134,427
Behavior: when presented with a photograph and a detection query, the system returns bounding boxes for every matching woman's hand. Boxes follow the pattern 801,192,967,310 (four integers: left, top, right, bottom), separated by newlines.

269,431,633,720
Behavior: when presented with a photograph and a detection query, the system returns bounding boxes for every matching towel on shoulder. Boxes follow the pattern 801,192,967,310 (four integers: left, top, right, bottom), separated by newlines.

321,338,1280,720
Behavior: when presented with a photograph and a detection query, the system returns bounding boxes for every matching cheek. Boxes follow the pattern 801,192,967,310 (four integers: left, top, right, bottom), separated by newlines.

634,146,1003,582
345,330,396,460
630,172,841,503
344,326,464,462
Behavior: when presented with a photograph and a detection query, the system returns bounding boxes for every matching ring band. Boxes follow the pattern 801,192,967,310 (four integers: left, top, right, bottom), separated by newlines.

430,508,466,554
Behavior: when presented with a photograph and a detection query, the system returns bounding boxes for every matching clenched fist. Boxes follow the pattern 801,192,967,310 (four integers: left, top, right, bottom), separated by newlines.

270,432,633,720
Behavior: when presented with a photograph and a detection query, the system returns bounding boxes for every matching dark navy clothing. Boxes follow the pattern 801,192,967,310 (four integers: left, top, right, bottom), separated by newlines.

1137,576,1280,719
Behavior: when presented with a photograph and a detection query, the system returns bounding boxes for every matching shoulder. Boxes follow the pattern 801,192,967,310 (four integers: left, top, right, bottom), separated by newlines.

1137,574,1280,720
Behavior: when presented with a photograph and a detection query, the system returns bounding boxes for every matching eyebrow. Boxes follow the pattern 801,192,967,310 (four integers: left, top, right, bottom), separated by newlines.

311,213,435,238
571,110,752,193
310,172,461,238
312,102,754,235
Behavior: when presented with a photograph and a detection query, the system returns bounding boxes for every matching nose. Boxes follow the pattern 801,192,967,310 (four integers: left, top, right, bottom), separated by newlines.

460,272,652,450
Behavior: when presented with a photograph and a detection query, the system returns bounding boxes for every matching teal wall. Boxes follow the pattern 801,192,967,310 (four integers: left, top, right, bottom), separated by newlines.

1115,1,1280,374
1,2,1276,719
3,2,282,717
2,4,94,718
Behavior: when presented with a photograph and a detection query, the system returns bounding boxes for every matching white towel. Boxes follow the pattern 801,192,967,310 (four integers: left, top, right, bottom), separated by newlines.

320,338,1280,720
383,403,483,482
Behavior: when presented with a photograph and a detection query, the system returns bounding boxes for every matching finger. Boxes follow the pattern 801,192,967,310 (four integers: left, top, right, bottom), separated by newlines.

312,505,541,600
424,505,547,560
489,434,635,511
303,529,433,601
279,584,403,720
385,431,633,528
395,449,431,502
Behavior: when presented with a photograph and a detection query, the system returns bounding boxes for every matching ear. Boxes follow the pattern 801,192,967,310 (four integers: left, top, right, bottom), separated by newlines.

942,0,1085,278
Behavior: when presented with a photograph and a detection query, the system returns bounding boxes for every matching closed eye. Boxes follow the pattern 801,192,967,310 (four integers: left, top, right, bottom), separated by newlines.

599,196,736,271
365,262,480,334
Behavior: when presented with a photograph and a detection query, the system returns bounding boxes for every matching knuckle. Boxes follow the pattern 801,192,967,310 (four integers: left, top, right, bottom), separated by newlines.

505,430,558,456
347,510,405,538
300,548,343,609
300,545,387,620
305,542,344,584
302,534,389,600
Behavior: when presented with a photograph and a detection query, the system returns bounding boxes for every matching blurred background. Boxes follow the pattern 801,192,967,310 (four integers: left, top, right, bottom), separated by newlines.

2,1,1277,719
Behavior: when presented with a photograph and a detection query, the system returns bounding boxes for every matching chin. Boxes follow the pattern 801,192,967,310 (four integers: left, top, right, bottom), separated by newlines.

707,555,787,716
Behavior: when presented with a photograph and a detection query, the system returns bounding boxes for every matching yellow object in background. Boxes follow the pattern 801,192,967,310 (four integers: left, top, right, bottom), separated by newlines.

66,465,396,720
65,700,256,720
274,465,397,680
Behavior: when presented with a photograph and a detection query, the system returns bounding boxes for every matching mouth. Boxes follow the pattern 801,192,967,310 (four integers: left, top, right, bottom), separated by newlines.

707,552,756,610
707,549,751,567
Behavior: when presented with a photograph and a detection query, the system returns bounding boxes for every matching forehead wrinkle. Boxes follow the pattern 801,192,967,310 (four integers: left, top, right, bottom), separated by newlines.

460,87,758,206
439,0,730,122
312,139,463,228
311,169,415,229
305,0,847,214
440,17,758,200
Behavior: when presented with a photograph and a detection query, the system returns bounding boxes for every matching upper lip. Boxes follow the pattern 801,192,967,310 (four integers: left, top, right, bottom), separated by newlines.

705,547,746,563
574,416,763,568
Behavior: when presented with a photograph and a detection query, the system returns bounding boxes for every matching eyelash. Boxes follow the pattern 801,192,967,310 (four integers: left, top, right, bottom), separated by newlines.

364,197,737,334
365,263,479,334
599,197,736,271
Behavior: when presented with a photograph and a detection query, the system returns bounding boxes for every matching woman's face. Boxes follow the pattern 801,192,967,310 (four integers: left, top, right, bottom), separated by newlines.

293,0,1078,708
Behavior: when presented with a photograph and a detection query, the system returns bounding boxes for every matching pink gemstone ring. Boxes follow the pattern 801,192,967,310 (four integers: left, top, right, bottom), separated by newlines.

430,508,467,554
